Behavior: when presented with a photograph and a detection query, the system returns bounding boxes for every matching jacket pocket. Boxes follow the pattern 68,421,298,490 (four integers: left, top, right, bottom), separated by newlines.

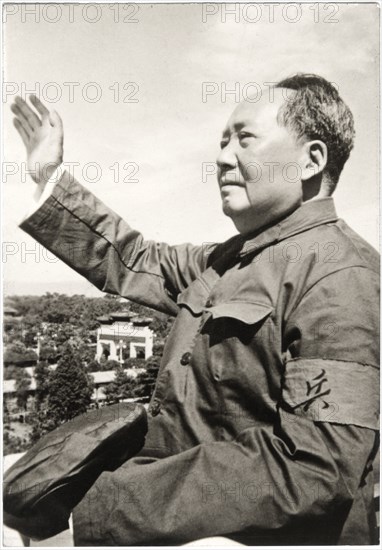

200,301,274,387
200,300,273,349
205,300,273,324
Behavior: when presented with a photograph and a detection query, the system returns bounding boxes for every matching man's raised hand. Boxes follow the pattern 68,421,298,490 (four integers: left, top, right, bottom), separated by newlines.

11,95,64,186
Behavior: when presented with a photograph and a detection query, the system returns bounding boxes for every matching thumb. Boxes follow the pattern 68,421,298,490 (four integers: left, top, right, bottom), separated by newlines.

49,110,63,130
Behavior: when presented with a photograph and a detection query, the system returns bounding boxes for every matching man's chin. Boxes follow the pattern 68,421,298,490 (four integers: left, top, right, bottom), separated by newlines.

221,204,245,233
221,200,246,220
221,198,240,216
221,203,262,235
222,203,232,217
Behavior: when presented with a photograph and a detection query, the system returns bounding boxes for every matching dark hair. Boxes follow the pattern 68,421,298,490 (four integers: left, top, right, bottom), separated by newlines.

275,74,355,185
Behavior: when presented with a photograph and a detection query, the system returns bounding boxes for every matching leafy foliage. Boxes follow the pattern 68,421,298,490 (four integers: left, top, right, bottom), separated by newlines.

86,359,102,372
33,361,51,408
133,357,161,401
3,430,30,455
14,369,32,410
44,342,94,428
104,365,135,404
4,293,171,447
7,294,128,332
4,366,21,380
4,341,38,365
5,293,173,352
39,343,58,363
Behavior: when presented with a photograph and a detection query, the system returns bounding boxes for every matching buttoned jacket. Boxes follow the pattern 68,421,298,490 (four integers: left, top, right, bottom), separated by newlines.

20,171,380,545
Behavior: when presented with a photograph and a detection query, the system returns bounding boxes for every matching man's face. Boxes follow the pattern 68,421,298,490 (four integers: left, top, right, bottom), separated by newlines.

217,90,307,234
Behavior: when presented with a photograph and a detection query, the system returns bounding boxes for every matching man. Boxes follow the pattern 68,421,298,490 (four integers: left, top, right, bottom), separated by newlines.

11,74,379,545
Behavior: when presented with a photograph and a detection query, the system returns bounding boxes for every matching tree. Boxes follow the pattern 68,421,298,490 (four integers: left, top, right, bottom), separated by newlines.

4,341,38,366
6,340,26,355
44,343,94,428
23,325,39,348
133,357,160,401
28,360,53,443
123,357,146,370
104,359,123,370
86,359,102,372
4,430,30,456
104,366,135,404
67,337,95,366
39,343,58,363
4,366,20,380
153,340,166,356
34,361,51,409
14,368,31,410
3,399,10,426
54,323,77,346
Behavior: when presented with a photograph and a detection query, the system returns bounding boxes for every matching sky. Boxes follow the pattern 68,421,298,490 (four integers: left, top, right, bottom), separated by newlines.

3,2,380,296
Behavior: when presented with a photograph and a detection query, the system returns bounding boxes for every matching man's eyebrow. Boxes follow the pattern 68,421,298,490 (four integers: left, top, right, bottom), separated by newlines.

221,122,254,138
235,120,258,132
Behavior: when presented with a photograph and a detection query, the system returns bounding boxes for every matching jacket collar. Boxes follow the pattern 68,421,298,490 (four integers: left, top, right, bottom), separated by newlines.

238,197,338,257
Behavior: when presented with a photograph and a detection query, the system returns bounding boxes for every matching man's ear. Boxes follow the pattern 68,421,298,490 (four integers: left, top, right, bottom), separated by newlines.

301,140,328,181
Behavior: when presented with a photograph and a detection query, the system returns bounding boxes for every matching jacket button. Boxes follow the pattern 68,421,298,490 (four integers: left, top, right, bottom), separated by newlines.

180,352,192,365
151,401,161,416
205,298,213,307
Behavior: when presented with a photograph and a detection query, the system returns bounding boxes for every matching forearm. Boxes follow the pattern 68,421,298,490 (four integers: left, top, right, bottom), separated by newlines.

19,170,207,315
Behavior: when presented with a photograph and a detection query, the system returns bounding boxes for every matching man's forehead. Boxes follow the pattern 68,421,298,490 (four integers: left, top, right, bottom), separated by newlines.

223,88,287,133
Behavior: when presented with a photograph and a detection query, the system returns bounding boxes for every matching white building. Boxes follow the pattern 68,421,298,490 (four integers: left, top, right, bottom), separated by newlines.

96,311,154,362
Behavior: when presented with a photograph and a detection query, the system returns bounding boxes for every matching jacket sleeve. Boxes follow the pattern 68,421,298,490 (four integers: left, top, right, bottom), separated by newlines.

72,267,379,545
71,411,376,545
19,170,210,316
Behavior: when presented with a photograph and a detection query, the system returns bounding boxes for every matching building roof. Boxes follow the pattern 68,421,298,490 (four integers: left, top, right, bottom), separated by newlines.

96,311,153,326
3,379,37,393
3,354,38,366
132,317,153,326
109,311,138,321
96,315,113,324
96,311,139,324
3,307,19,316
4,316,22,324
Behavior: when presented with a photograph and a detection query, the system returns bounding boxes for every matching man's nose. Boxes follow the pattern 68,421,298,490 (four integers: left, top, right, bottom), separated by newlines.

216,143,238,172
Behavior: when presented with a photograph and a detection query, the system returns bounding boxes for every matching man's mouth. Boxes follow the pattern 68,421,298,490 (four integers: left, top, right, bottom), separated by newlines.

220,178,244,188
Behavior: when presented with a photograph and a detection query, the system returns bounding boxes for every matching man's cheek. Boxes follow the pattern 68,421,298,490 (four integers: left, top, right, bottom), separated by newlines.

243,162,262,183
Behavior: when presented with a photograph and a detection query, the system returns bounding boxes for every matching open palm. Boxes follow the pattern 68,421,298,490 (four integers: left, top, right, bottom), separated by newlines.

11,95,63,185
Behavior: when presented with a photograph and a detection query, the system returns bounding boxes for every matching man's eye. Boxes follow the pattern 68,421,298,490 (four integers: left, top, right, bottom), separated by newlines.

220,140,229,149
238,132,255,142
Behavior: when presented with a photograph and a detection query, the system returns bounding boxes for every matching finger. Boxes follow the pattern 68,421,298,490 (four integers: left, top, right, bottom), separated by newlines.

30,94,49,119
15,96,41,130
49,109,63,131
13,118,30,147
11,103,34,134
